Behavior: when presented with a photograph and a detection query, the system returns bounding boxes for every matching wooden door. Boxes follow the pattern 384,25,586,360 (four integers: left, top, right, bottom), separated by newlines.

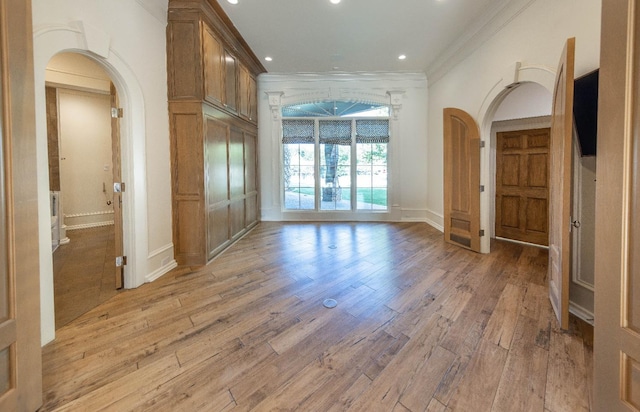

495,128,550,246
548,38,575,330
110,84,124,289
443,108,481,252
595,0,640,408
0,0,43,409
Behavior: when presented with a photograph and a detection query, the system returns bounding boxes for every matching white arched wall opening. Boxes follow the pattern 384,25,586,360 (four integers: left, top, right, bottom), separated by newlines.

34,23,149,344
476,63,555,253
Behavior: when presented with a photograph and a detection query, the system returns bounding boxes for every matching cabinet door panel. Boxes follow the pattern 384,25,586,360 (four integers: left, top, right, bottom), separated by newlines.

168,20,202,99
230,200,245,239
205,117,229,205
249,75,257,123
224,52,237,112
208,206,229,257
246,194,258,227
202,27,224,105
238,64,257,123
245,132,257,193
229,128,245,198
173,113,203,196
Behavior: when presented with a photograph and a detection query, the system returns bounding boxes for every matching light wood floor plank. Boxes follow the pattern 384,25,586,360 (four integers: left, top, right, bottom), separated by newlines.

40,222,593,411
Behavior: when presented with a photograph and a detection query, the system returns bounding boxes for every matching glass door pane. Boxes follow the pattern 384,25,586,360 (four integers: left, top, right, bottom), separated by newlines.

356,143,388,210
320,143,350,210
284,143,315,210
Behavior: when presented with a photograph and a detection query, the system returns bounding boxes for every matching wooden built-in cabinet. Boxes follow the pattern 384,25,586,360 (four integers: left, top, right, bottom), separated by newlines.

167,0,265,265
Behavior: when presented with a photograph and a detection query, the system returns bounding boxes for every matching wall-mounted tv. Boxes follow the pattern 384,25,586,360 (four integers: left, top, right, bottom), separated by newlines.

573,69,598,156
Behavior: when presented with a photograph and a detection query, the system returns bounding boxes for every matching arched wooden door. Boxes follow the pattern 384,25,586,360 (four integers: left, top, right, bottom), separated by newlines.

548,38,575,330
443,108,481,253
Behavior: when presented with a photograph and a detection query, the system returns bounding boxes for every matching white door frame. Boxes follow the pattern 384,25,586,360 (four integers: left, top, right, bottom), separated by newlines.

33,23,149,344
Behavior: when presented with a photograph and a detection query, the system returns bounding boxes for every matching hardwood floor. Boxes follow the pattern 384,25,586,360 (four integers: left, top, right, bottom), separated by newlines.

52,226,119,328
40,222,593,411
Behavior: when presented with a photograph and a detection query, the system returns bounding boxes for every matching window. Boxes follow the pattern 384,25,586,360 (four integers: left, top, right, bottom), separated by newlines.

282,102,389,212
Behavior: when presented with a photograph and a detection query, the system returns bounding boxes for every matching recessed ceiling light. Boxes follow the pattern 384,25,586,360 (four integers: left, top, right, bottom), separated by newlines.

265,56,273,62
330,0,341,4
227,0,238,4
398,54,407,60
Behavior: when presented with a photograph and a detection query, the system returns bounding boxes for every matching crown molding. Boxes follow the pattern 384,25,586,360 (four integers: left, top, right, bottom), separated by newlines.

426,0,538,86
259,71,427,85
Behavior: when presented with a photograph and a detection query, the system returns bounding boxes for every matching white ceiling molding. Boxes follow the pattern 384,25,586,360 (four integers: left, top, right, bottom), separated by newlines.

426,0,538,86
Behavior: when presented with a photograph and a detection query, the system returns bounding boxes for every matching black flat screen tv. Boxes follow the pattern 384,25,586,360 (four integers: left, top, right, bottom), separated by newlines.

573,69,598,156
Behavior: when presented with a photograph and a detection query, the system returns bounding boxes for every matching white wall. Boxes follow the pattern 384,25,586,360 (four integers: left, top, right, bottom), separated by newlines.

57,89,114,229
47,52,112,93
258,73,429,223
426,0,602,251
493,82,552,121
32,0,175,345
571,152,596,322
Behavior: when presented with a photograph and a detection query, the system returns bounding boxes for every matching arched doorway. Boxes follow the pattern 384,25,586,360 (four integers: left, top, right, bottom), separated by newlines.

488,82,552,245
34,24,149,344
45,52,122,328
476,65,555,254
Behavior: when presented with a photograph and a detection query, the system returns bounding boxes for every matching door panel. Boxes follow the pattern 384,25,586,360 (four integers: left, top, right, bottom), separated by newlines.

111,84,124,289
548,38,575,330
495,128,550,246
205,116,230,258
0,0,42,409
595,1,640,407
443,108,481,252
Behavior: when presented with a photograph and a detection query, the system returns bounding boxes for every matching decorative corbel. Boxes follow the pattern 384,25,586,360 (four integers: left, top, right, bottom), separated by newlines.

266,91,284,120
387,90,404,120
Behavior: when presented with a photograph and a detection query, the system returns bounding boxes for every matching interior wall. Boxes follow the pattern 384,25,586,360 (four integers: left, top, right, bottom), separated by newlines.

46,53,111,92
570,151,596,322
425,0,601,232
258,72,429,223
493,82,552,122
57,89,114,229
32,0,175,345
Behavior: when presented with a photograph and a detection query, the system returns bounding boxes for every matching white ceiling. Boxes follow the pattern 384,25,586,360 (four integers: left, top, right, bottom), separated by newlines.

216,0,525,75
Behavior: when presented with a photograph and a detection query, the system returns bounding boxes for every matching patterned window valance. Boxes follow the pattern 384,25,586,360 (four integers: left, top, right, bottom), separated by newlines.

319,120,352,145
356,119,389,144
282,119,314,144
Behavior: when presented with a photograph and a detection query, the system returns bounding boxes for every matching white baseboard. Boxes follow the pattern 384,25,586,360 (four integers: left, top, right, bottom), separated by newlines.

66,221,114,231
145,259,178,283
424,209,444,232
569,301,594,326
